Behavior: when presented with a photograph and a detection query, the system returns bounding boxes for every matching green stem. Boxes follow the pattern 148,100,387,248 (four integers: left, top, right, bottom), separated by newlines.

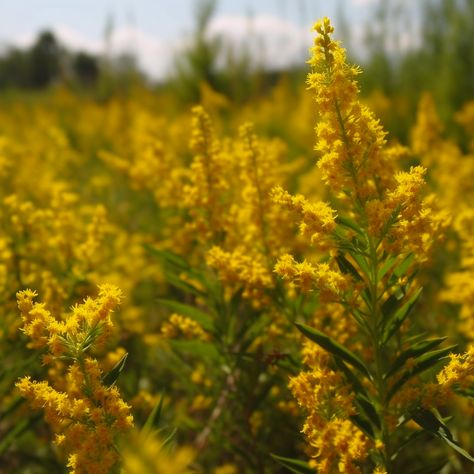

367,236,392,473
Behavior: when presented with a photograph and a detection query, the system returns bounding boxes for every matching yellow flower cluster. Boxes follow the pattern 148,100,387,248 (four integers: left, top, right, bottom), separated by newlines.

443,217,474,345
412,95,474,339
232,123,288,255
161,313,209,341
206,246,273,304
183,106,231,245
275,254,349,298
410,93,444,159
17,283,122,356
121,431,195,474
289,343,371,473
16,285,133,474
271,186,336,246
1,187,108,314
437,345,474,389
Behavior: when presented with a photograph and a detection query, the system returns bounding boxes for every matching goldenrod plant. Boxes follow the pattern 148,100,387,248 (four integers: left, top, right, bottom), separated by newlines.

16,285,133,473
273,18,472,474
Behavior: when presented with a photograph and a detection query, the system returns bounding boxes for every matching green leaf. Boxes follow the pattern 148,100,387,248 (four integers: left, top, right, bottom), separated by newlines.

453,386,474,399
157,299,214,332
385,337,448,380
393,253,415,279
164,271,206,297
270,454,314,474
102,352,128,387
336,254,363,281
392,429,429,460
411,408,474,463
142,393,164,435
334,358,369,399
387,346,456,400
378,255,398,281
145,245,190,272
295,323,371,379
160,426,177,449
350,413,375,439
350,252,371,279
382,287,423,343
336,215,365,236
146,245,208,296
169,340,220,359
334,359,378,434
380,291,405,323
356,394,381,430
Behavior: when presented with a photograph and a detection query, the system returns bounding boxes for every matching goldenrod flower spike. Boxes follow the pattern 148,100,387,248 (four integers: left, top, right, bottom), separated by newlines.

16,286,133,474
183,106,230,245
308,17,390,203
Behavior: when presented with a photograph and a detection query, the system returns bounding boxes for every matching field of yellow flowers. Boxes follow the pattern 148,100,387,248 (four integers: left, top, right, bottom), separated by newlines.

1,17,474,474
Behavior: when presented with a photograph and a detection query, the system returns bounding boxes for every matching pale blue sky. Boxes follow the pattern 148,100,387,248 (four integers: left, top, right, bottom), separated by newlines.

0,0,413,79
0,0,361,40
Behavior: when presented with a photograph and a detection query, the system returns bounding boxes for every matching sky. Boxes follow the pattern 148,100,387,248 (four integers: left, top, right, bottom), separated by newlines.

0,0,400,80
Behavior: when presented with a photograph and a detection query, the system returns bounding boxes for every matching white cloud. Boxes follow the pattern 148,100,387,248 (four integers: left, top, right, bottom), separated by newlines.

4,14,314,80
351,0,377,6
207,15,312,70
105,26,181,80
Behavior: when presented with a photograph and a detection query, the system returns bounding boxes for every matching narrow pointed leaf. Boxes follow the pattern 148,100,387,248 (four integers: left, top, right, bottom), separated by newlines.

380,293,404,323
142,393,164,435
356,394,381,429
144,245,190,271
164,271,206,297
336,254,363,281
102,352,128,387
350,252,371,279
271,454,314,474
378,255,398,281
169,340,220,359
334,358,369,399
160,426,178,449
393,253,415,279
453,386,474,399
295,323,371,378
385,337,448,380
412,408,474,463
382,287,423,343
336,215,365,236
387,346,456,400
350,414,375,439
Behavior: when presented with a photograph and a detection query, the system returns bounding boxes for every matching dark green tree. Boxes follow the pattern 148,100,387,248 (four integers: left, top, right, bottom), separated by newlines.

73,51,99,86
29,31,62,88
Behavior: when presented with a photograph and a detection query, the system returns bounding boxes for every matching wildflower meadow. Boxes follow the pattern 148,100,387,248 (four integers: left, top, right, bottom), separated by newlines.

1,3,474,474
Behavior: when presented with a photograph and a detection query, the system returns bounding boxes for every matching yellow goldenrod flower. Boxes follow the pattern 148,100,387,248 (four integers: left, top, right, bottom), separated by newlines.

161,313,209,341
